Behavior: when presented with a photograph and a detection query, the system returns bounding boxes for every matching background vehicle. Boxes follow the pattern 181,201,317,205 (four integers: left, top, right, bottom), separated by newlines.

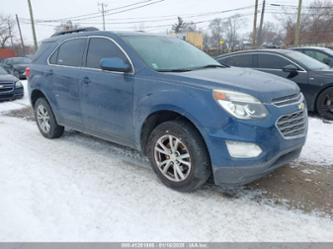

216,49,333,120
2,57,32,79
291,47,333,67
0,66,24,101
28,30,307,192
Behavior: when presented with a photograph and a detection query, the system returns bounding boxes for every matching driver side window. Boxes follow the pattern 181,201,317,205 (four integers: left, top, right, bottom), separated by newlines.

86,38,129,69
257,54,291,69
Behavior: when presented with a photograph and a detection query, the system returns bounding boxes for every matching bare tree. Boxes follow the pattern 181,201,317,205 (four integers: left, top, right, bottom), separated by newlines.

277,0,333,46
171,17,197,34
258,21,284,47
223,14,244,51
208,18,224,51
0,15,15,48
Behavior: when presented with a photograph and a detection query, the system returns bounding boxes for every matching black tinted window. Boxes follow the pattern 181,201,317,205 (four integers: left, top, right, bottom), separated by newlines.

56,39,86,67
220,54,254,67
257,54,290,69
86,38,129,69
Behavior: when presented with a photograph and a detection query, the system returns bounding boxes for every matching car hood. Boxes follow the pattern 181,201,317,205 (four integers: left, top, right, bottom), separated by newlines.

0,74,18,83
164,67,300,103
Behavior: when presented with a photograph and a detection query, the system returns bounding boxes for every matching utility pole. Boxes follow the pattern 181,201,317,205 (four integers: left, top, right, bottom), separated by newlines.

8,21,14,48
257,0,266,47
27,0,38,51
295,0,303,46
252,0,259,48
98,2,107,31
16,14,25,55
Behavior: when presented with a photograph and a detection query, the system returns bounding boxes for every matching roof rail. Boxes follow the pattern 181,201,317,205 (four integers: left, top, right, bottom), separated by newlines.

51,27,99,37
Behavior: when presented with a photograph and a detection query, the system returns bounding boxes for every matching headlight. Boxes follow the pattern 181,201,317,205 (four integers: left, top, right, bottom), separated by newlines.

15,81,23,88
213,89,268,119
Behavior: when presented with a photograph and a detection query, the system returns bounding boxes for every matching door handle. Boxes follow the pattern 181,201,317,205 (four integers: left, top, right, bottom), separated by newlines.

82,76,91,85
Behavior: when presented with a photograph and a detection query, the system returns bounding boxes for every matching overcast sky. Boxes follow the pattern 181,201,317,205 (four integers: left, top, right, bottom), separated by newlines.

4,0,314,45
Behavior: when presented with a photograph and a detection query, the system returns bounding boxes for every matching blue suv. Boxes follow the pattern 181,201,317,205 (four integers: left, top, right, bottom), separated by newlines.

28,28,308,192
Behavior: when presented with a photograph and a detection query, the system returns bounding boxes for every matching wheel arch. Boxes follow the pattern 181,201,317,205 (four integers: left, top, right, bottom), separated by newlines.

139,109,211,163
30,89,48,107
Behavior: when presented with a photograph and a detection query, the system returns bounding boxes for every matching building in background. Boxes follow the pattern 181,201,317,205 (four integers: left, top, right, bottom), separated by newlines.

169,32,204,50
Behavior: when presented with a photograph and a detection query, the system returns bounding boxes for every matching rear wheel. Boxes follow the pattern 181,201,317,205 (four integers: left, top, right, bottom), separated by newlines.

316,87,333,120
34,98,64,138
147,120,211,192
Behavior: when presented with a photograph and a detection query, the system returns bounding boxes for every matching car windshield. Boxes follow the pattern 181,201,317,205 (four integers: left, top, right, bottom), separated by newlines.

285,51,330,70
9,57,32,65
122,35,222,72
0,66,8,75
321,48,333,56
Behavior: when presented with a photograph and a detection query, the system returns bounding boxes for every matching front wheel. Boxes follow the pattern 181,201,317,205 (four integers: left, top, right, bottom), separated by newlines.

147,120,211,192
316,87,333,120
34,98,64,138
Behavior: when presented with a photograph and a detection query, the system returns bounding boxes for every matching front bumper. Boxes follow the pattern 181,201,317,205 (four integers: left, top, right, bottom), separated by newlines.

0,87,24,101
204,101,307,187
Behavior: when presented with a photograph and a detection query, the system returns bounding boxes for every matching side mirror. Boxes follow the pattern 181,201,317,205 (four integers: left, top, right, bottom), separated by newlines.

99,57,131,73
322,58,331,66
283,64,298,73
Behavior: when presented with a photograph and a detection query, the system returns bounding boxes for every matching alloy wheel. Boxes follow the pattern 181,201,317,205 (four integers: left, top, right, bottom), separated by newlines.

154,134,192,182
36,104,51,134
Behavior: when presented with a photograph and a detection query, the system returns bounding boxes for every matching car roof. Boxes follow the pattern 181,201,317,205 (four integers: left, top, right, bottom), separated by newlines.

216,49,296,58
291,46,328,50
43,30,162,43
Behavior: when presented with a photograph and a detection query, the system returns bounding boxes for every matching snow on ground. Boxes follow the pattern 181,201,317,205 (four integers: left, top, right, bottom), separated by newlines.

299,117,333,167
0,116,333,242
0,80,333,241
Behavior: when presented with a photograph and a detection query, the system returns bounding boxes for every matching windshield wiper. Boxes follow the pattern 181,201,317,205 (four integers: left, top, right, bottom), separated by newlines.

193,64,225,70
157,68,193,72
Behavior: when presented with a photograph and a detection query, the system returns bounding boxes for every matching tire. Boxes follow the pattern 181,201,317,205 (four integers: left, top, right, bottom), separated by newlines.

316,87,333,120
34,98,64,138
147,119,211,192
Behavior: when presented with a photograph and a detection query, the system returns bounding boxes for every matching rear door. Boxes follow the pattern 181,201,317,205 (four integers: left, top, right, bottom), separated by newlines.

48,38,87,128
80,37,135,146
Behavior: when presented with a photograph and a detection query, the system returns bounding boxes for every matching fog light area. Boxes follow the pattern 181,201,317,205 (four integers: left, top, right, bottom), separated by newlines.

226,141,262,158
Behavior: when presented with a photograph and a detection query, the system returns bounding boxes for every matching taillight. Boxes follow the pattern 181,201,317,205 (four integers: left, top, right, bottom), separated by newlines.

25,67,31,78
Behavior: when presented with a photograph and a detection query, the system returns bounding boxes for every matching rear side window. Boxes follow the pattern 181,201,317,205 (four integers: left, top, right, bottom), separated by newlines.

257,54,290,69
51,38,86,67
32,41,57,64
220,54,254,67
86,38,129,69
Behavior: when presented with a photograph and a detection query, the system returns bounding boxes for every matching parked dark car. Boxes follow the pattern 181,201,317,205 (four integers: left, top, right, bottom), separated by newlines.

2,57,32,79
291,47,333,67
28,29,307,192
0,66,24,101
216,49,333,120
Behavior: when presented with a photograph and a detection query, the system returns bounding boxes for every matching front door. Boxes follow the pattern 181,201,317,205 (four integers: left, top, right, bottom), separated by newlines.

256,53,309,91
80,37,135,146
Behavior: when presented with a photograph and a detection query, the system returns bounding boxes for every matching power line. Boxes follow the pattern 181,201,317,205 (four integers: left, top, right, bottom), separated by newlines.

30,0,165,23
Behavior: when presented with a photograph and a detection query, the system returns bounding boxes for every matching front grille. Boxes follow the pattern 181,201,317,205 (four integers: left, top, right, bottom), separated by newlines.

277,110,306,139
272,93,302,107
0,82,14,94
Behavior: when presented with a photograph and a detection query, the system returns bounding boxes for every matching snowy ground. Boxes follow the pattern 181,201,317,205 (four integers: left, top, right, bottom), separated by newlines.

0,81,333,242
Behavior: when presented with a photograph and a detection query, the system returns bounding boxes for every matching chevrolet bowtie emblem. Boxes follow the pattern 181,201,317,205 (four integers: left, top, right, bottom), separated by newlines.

298,102,305,111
